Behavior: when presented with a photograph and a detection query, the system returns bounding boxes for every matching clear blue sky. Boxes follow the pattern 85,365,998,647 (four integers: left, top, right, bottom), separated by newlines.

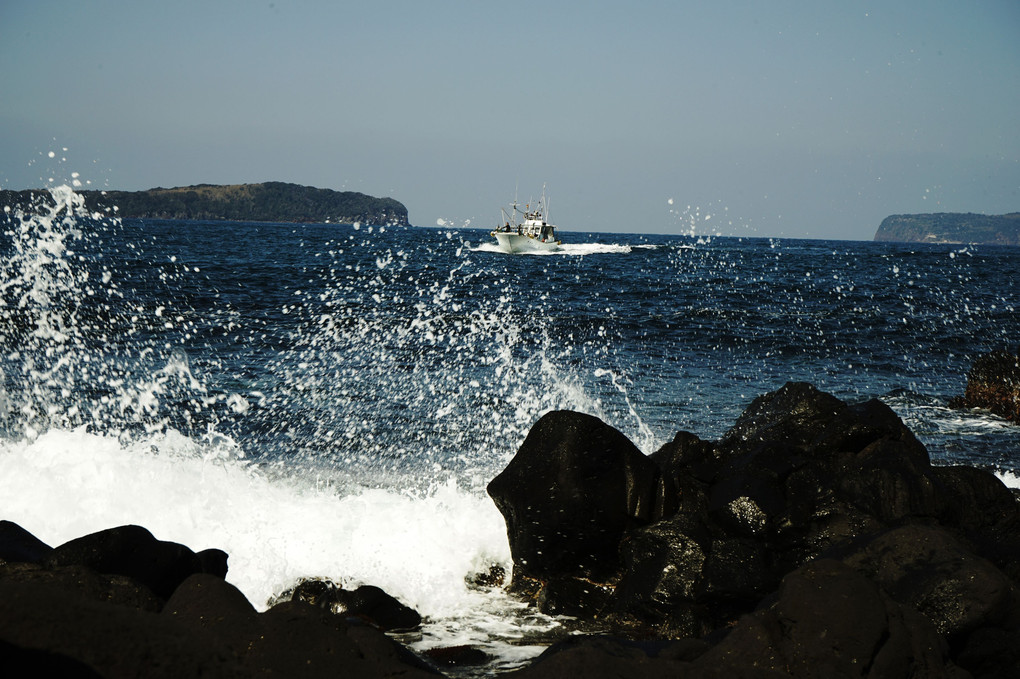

2,1,1018,239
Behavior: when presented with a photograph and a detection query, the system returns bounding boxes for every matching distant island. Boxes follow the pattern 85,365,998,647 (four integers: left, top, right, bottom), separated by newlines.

874,212,1020,246
0,182,409,226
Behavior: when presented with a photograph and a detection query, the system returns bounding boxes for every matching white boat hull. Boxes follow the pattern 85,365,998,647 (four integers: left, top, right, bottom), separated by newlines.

492,231,561,253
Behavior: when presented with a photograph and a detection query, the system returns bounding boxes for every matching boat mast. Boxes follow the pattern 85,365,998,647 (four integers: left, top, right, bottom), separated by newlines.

513,184,521,228
543,184,550,225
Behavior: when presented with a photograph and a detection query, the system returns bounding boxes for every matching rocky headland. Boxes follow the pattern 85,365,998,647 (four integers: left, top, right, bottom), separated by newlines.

874,213,1020,246
0,182,409,226
2,382,1018,677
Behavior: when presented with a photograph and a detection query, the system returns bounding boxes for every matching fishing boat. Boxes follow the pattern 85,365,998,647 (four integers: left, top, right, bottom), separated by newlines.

490,187,561,253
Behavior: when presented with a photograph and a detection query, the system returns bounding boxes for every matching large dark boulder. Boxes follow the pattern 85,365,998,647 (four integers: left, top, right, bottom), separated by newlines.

838,525,1015,640
934,464,1020,534
509,561,983,678
649,431,721,517
932,464,1020,581
0,637,105,678
695,559,958,678
42,524,227,600
0,520,54,564
0,560,164,612
611,517,711,637
277,578,422,632
0,526,443,678
954,625,1020,679
487,410,660,583
950,350,1020,422
163,573,264,652
716,385,942,557
721,382,845,454
0,575,245,678
243,601,439,678
682,385,940,561
0,571,442,678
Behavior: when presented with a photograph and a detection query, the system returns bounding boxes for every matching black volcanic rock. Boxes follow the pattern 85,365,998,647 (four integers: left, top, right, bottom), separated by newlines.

276,578,422,632
243,600,439,678
163,573,264,650
0,576,242,678
0,560,165,612
42,524,226,600
950,349,1020,423
720,380,845,453
838,524,1015,640
932,464,1020,583
695,559,955,678
489,382,1020,676
0,524,441,678
0,519,54,564
612,517,713,636
510,561,959,677
487,410,660,584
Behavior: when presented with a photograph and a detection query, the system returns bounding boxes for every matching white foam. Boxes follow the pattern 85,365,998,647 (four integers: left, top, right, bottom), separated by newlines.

0,427,512,618
885,394,1014,435
472,242,632,256
560,243,632,255
997,470,1020,489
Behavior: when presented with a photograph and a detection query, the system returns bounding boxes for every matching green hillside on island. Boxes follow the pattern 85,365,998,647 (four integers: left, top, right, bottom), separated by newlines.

874,212,1020,246
0,182,409,226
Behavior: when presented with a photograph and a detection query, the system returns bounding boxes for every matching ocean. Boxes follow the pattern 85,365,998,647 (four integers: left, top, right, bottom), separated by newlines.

1,187,1018,671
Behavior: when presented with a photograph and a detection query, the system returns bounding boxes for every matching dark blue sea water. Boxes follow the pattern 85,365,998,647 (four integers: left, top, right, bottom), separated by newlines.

1,189,1018,668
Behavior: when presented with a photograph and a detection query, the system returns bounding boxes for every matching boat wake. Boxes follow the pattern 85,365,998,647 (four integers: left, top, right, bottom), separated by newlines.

474,241,633,256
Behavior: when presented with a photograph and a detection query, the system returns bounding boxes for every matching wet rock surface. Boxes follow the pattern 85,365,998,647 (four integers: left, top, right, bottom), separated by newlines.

273,578,423,632
486,410,659,583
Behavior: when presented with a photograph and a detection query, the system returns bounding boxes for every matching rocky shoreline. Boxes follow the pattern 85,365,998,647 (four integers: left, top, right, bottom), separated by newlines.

489,382,1019,678
2,382,1018,677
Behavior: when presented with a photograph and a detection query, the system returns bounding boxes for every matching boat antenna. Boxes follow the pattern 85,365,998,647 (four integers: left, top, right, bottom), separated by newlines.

513,183,520,226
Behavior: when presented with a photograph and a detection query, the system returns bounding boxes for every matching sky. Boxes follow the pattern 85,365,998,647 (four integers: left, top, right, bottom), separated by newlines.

2,1,1018,239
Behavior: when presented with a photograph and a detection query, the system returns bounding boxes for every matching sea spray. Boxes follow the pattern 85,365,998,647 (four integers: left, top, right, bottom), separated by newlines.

252,231,643,483
0,185,219,442
1,185,106,437
0,184,590,667
1,182,633,484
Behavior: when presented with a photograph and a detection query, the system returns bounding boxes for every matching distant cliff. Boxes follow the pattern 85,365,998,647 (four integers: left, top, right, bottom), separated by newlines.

874,212,1020,246
0,182,409,226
